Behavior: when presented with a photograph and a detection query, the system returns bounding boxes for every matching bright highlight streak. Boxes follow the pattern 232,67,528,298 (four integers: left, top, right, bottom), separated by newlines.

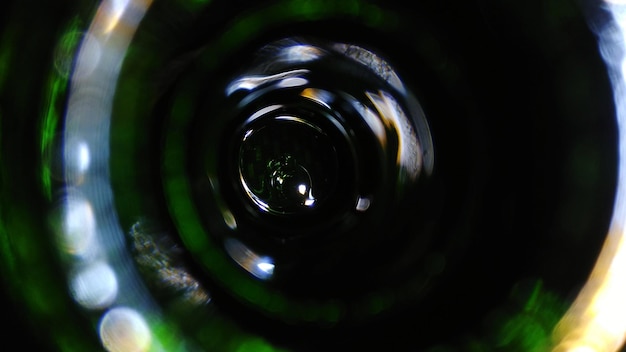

366,90,422,180
63,138,92,185
224,238,276,280
104,0,131,33
350,99,387,146
226,69,309,95
355,196,371,211
554,231,626,351
282,44,324,62
552,2,626,351
257,262,275,275
278,76,308,88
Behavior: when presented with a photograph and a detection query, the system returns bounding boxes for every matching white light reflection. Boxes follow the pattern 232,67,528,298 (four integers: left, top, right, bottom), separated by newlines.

99,0,151,36
104,0,131,33
63,139,91,184
224,238,275,280
244,104,283,126
71,33,101,79
366,90,423,180
281,44,324,63
569,346,601,352
70,261,118,309
226,69,310,95
335,42,434,179
57,192,98,259
355,196,371,212
552,2,626,351
607,0,626,5
257,262,275,276
240,173,272,213
99,307,152,352
300,87,334,110
277,76,308,88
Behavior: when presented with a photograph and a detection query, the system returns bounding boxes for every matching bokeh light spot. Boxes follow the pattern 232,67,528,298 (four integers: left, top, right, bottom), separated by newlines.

99,307,152,352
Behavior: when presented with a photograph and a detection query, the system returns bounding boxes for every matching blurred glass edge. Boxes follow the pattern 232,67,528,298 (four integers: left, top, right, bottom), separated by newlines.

551,1,626,351
0,1,103,351
1,0,626,351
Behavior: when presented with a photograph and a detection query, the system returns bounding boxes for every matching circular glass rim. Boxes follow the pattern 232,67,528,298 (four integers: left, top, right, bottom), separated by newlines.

52,0,626,350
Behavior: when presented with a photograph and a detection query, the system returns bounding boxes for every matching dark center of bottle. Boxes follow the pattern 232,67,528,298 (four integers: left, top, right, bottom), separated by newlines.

238,115,339,215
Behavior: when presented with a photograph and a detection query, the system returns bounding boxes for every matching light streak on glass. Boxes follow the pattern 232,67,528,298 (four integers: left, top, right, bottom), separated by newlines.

300,87,334,110
63,139,91,185
226,69,310,95
355,196,371,211
366,90,423,180
277,76,309,88
224,238,276,280
282,44,324,62
552,2,626,351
